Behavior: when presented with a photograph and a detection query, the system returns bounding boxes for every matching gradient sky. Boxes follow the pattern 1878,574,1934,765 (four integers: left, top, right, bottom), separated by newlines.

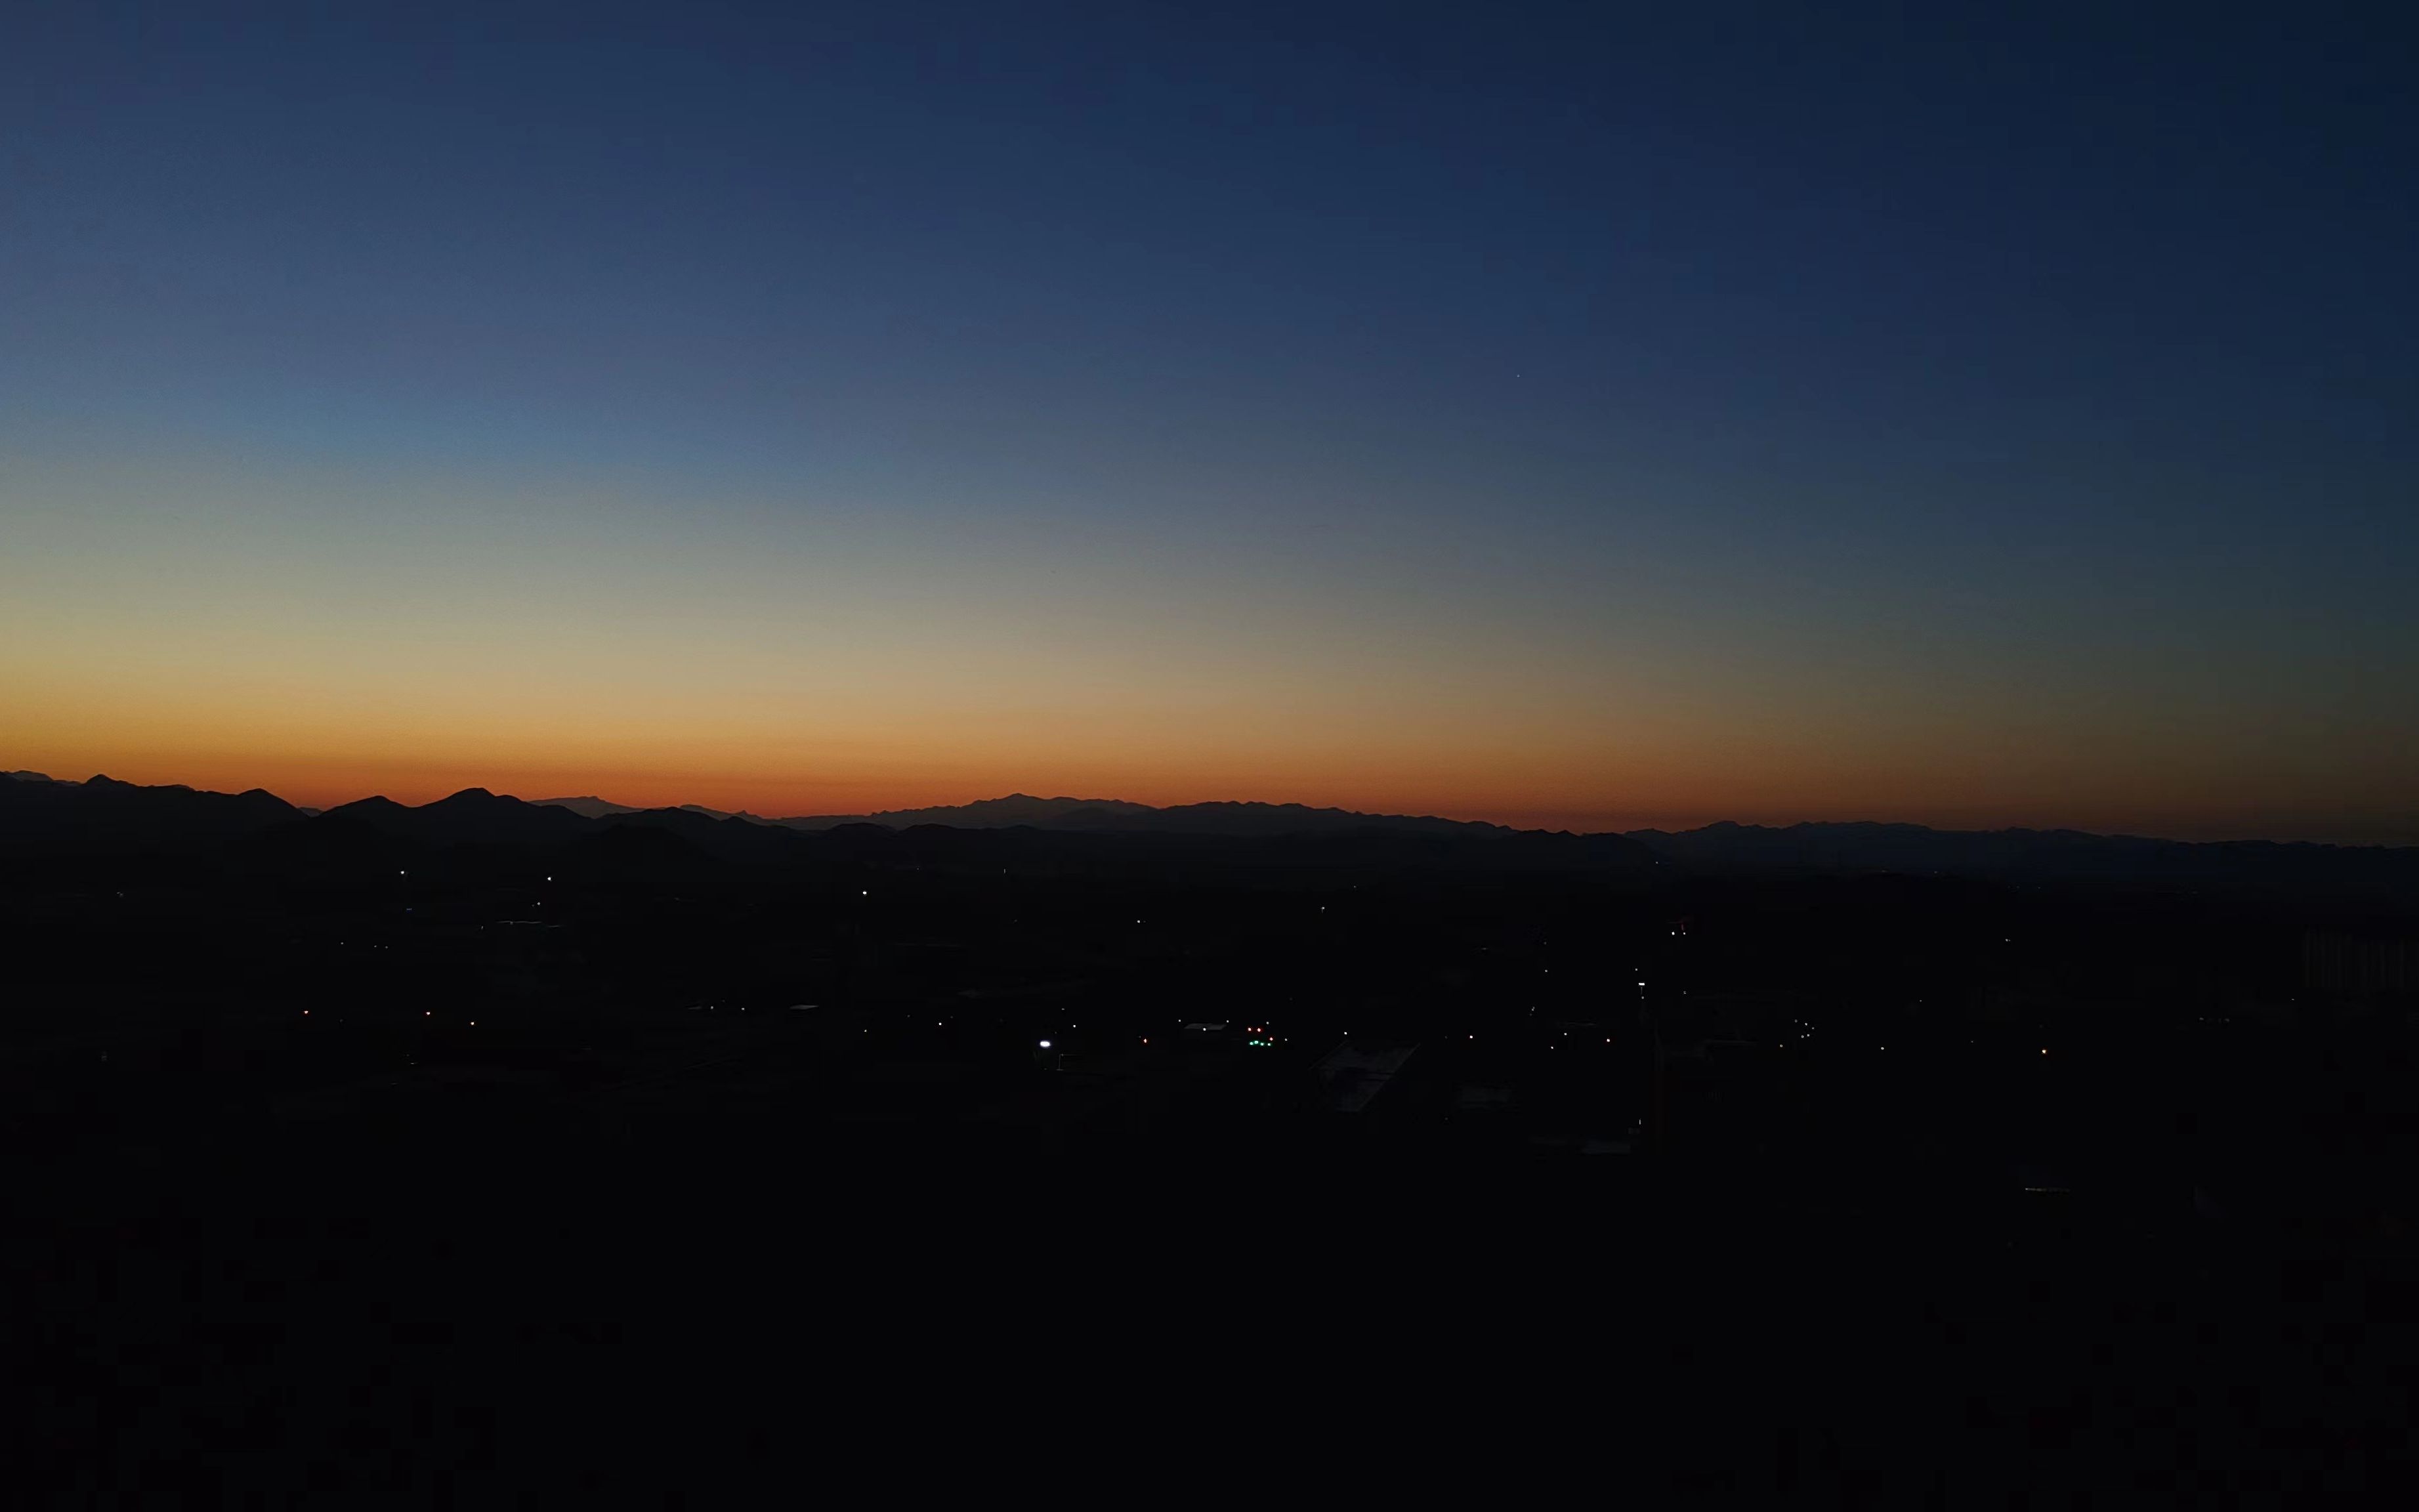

5,3,2414,839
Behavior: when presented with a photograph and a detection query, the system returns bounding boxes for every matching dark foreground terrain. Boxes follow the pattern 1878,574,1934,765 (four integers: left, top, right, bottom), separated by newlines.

6,778,2417,1494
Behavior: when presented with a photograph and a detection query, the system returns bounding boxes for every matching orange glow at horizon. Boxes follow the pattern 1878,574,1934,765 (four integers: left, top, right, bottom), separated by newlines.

3,20,2415,862
9,717,2407,843
6,452,2412,847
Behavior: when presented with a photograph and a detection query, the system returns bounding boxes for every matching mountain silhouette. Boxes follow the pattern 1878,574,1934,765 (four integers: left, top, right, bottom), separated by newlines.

326,788,592,849
772,793,1158,830
531,795,641,818
768,792,1516,838
1,776,1667,878
0,770,300,856
534,795,771,824
7,772,2414,898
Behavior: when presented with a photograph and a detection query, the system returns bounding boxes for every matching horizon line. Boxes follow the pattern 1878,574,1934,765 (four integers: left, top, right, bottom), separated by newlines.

15,768,2416,852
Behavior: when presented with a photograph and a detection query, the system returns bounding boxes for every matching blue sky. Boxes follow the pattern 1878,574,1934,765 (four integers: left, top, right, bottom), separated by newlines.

4,3,2413,837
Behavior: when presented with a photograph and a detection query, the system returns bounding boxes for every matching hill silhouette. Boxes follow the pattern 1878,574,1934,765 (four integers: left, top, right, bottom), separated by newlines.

2,776,1662,877
767,791,1530,839
530,795,641,819
0,771,299,856
8,768,2416,1498
769,793,1156,830
535,795,768,824
9,772,2417,900
327,788,592,849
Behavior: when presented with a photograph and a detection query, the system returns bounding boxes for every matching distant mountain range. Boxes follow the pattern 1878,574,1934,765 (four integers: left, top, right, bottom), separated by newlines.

5,771,2414,901
535,795,772,824
530,791,1515,837
750,792,1518,838
0,772,304,856
0,775,1651,876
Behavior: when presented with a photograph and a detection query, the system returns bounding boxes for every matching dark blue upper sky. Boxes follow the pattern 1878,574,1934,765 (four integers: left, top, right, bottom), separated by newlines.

4,3,2414,835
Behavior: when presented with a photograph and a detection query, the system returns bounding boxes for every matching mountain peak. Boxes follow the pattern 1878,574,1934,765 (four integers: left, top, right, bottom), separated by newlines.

534,795,641,818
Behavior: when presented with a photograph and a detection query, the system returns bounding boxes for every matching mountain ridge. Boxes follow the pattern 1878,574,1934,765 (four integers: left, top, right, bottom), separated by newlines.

534,795,771,824
761,792,1517,839
7,772,2415,899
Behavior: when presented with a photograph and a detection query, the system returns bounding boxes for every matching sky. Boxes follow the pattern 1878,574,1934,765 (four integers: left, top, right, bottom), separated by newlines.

3,2,2414,839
